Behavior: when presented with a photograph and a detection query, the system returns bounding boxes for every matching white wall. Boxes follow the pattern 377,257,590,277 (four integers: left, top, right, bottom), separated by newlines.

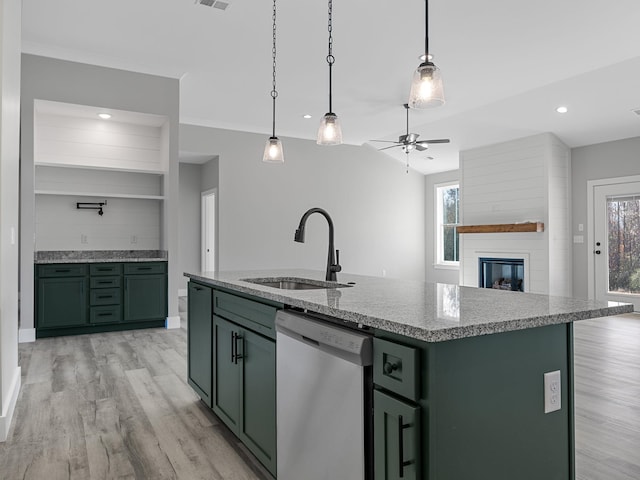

20,54,180,334
459,133,571,296
180,125,426,281
179,163,204,291
571,136,640,298
425,170,460,284
0,0,22,441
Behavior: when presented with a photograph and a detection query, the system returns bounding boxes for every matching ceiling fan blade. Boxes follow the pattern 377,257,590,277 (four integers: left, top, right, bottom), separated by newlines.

415,144,428,151
370,139,401,143
417,138,450,145
378,145,401,151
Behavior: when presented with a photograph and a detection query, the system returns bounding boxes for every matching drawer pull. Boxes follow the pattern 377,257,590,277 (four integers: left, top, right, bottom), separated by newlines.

97,281,111,284
55,269,71,273
398,415,413,478
98,295,112,299
97,313,112,317
384,361,400,375
137,267,152,271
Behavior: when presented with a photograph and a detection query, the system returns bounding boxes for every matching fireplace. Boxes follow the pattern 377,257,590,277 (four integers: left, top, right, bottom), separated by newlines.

479,257,525,292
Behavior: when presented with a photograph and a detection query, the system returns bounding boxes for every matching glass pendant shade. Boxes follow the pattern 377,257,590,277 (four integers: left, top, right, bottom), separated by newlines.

409,62,445,108
263,136,284,163
316,113,343,145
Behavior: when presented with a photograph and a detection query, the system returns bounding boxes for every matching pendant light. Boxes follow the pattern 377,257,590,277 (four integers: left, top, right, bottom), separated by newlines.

408,0,445,108
317,0,343,145
263,0,284,163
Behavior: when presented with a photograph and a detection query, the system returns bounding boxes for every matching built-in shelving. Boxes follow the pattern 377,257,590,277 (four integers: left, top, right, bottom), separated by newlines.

34,190,164,201
457,222,544,234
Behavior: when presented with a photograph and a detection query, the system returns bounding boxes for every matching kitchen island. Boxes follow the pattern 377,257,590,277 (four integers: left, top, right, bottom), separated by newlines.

184,269,633,480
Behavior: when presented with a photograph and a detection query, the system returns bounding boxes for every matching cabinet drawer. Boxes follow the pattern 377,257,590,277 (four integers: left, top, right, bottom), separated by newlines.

90,276,121,289
90,305,122,324
37,264,87,278
90,288,121,306
123,262,167,275
213,290,277,339
89,263,122,276
373,337,420,401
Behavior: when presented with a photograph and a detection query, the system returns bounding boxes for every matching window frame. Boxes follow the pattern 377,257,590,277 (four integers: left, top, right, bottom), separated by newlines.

435,181,460,269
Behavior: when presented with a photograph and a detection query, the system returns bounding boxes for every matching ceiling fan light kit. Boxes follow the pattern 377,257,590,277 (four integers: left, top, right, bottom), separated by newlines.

409,0,445,108
263,0,284,163
317,0,343,145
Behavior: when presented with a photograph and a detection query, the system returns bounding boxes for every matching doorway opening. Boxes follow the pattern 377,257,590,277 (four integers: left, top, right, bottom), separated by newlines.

201,189,217,272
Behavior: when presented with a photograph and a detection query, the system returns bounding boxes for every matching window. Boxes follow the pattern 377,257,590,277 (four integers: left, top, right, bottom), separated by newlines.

436,183,460,265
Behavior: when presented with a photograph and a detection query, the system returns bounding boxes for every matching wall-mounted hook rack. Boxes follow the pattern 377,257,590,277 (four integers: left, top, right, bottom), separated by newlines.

77,201,107,216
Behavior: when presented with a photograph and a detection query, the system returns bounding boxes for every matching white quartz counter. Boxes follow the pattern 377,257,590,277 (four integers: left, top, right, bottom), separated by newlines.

184,269,634,342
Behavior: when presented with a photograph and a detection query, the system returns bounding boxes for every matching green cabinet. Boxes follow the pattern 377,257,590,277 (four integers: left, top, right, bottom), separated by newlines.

212,314,277,476
123,263,167,322
374,390,420,480
188,282,213,407
37,275,88,328
36,261,167,337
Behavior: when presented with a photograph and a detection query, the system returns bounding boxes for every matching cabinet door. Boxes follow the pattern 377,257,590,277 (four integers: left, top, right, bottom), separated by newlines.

374,389,420,480
37,277,88,328
212,316,241,434
187,282,213,407
123,274,167,321
239,329,276,476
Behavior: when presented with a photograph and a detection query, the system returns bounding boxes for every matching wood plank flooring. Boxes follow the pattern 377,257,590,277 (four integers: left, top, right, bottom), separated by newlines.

1,306,638,479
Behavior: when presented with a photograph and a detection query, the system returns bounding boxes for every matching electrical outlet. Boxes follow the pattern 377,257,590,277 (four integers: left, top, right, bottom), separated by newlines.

544,370,561,413
131,235,138,244
80,234,88,244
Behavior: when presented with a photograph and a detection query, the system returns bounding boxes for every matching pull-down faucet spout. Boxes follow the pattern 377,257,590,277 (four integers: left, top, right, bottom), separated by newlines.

294,207,342,282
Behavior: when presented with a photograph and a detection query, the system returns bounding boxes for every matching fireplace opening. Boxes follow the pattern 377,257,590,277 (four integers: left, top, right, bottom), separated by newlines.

479,257,525,292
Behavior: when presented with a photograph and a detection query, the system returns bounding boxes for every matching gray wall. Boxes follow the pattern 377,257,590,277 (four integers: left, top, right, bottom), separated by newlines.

20,54,181,333
0,0,22,441
424,170,460,284
571,136,640,298
180,125,426,281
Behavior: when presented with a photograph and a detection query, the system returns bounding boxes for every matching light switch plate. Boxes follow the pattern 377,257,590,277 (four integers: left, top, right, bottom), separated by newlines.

573,235,584,244
544,370,561,413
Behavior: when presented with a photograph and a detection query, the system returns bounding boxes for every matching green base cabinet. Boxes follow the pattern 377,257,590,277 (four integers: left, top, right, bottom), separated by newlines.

212,314,277,476
374,323,575,480
37,276,88,328
187,282,213,407
36,261,167,337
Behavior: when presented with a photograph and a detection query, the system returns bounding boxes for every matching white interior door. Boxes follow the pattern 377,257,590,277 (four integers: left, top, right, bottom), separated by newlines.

201,189,216,272
594,181,640,310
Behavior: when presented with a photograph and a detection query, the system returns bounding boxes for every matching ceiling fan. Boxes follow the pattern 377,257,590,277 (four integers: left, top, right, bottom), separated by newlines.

371,103,450,153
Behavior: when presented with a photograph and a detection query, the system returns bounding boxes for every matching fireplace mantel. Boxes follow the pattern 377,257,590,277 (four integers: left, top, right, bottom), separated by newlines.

457,222,544,234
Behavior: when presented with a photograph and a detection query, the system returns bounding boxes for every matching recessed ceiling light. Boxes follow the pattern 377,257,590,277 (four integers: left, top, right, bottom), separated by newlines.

98,113,112,119
556,106,568,114
303,114,312,119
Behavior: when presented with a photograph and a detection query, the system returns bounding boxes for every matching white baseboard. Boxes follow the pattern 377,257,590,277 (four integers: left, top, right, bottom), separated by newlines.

165,315,181,329
0,366,21,442
18,328,36,343
178,288,187,297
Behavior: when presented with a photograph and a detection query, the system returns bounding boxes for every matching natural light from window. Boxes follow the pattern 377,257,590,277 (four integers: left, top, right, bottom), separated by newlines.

436,183,460,266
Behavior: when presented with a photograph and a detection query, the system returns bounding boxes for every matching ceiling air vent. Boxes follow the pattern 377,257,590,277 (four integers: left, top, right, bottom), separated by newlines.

195,0,230,10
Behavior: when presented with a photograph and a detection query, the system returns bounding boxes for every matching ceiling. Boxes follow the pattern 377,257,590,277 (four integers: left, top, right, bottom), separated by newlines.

21,0,640,174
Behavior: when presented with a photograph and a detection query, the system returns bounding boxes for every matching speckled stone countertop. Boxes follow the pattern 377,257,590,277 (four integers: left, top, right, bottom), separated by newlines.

35,250,168,264
185,269,634,342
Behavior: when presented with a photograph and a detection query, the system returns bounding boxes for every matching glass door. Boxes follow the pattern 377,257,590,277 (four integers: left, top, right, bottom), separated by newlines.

594,182,640,310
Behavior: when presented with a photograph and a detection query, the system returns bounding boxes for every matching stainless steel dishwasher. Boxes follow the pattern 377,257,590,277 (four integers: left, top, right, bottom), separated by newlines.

275,310,373,480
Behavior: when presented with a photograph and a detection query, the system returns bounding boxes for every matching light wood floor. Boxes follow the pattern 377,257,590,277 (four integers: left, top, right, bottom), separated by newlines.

1,308,638,480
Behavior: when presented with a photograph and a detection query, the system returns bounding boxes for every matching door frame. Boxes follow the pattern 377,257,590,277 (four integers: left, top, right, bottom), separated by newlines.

587,174,640,301
201,188,218,272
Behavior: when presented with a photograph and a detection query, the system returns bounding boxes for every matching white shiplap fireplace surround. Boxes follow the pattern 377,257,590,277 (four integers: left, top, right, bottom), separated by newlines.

459,133,572,297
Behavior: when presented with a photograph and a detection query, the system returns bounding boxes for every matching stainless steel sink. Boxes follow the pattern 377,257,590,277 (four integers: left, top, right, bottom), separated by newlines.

242,277,353,290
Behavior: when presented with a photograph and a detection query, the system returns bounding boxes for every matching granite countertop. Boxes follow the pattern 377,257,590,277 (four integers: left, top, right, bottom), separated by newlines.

35,250,168,264
184,269,634,342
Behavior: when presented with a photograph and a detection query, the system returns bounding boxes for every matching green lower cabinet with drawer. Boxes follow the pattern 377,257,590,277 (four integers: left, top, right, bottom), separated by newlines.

36,261,167,337
374,323,574,480
187,282,213,407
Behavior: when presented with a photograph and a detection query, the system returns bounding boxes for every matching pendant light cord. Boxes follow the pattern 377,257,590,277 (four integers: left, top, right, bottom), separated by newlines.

271,0,278,138
424,0,429,57
327,0,335,113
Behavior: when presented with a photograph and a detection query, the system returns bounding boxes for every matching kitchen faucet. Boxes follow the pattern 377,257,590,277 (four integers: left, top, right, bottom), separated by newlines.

294,207,342,281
